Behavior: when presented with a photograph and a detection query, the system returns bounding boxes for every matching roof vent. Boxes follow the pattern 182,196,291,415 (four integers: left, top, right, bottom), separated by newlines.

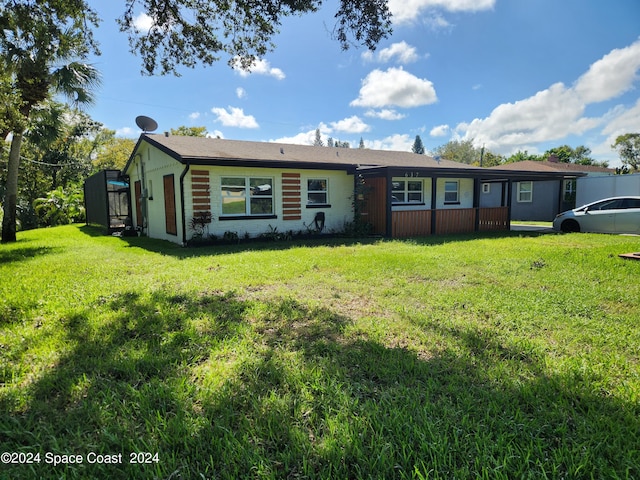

280,147,284,154
164,131,169,137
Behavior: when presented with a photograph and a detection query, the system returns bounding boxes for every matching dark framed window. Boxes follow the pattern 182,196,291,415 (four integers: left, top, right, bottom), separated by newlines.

307,179,328,205
444,181,459,204
392,179,423,204
221,177,273,216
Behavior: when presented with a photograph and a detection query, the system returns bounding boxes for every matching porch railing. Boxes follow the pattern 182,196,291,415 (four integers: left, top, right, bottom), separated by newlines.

390,207,509,238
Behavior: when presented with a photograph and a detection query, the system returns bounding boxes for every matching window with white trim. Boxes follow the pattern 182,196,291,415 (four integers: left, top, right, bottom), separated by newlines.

307,179,328,206
221,177,273,216
444,181,459,204
482,183,490,194
392,179,423,204
517,181,533,203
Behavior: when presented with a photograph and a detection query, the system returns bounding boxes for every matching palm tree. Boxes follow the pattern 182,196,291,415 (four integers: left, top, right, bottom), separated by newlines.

1,6,100,242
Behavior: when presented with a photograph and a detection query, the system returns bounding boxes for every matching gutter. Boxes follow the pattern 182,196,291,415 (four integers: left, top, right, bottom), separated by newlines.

179,161,190,246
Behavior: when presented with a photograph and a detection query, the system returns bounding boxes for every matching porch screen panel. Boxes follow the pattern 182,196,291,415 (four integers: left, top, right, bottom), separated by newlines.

163,174,177,235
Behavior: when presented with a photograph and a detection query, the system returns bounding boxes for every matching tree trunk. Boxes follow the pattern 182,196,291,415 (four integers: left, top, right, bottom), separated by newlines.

1,132,24,243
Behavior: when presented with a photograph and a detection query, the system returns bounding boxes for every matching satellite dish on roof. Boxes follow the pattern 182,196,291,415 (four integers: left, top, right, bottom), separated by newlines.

135,115,158,133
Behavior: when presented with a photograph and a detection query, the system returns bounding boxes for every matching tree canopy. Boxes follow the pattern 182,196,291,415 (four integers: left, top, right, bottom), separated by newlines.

118,0,392,75
1,0,100,241
612,133,640,170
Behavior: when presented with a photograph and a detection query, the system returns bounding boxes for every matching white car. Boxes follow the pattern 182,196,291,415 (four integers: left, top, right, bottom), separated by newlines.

553,196,640,234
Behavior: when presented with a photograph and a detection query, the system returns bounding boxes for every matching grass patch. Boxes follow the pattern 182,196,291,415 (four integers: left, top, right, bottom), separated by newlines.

1,225,639,478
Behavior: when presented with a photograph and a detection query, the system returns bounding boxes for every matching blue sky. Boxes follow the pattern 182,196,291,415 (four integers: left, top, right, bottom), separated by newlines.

86,0,640,166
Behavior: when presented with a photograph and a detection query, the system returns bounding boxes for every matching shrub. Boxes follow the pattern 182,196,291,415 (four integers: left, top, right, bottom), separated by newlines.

33,186,86,227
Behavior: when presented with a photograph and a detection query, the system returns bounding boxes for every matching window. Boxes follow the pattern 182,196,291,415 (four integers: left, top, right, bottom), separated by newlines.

444,181,459,204
307,179,328,206
623,198,640,208
482,183,491,194
392,179,423,204
517,182,533,203
563,180,576,203
221,177,273,216
589,199,624,211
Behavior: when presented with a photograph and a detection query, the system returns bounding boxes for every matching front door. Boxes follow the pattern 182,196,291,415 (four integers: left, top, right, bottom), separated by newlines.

163,174,177,235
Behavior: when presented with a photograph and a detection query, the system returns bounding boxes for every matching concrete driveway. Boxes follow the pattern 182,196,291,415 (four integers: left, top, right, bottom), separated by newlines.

510,224,554,233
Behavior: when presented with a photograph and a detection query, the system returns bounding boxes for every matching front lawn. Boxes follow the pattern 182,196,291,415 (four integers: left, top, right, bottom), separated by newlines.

1,225,639,479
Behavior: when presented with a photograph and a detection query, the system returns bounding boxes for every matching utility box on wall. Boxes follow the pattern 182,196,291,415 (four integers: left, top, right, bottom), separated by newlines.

84,170,132,234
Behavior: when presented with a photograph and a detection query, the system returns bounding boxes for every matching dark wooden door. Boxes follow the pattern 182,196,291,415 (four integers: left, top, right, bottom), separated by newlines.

163,175,177,235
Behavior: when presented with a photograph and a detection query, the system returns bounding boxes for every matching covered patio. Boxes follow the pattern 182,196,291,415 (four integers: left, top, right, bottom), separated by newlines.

358,166,569,238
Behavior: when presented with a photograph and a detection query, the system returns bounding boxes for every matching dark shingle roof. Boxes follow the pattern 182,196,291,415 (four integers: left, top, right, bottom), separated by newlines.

491,160,614,175
141,134,480,171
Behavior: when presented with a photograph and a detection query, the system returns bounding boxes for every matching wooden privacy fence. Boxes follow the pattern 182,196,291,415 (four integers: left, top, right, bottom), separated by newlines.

392,210,432,237
478,206,509,231
435,208,476,235
390,207,509,238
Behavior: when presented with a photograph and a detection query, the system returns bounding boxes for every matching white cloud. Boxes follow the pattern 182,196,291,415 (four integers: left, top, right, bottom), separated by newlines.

211,106,259,129
367,133,413,151
365,109,406,120
132,12,154,32
574,39,640,103
457,82,601,150
270,131,317,145
455,39,640,154
330,116,371,134
236,87,247,99
189,112,201,120
206,130,225,139
350,67,437,108
116,126,135,137
389,0,495,24
270,123,332,146
232,58,285,80
430,124,450,137
363,41,420,64
592,99,640,160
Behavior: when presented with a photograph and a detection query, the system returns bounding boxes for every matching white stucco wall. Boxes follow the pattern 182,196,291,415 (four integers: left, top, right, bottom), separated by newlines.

436,178,474,209
126,143,186,244
127,142,356,244
195,166,354,240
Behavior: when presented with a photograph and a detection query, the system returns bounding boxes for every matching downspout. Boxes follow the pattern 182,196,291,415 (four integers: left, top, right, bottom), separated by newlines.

179,161,190,246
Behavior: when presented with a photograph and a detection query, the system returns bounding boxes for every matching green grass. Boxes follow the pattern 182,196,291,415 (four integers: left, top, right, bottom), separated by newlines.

1,225,639,479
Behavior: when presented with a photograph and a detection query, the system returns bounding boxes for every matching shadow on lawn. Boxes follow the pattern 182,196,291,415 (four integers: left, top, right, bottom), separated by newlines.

0,245,57,265
79,224,552,260
1,289,638,479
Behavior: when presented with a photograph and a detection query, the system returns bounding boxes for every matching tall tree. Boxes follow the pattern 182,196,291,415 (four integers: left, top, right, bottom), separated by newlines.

170,126,208,137
118,0,392,75
1,1,100,242
411,135,425,154
432,139,479,165
543,145,604,166
313,128,324,147
504,150,543,164
92,130,136,172
612,133,640,170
